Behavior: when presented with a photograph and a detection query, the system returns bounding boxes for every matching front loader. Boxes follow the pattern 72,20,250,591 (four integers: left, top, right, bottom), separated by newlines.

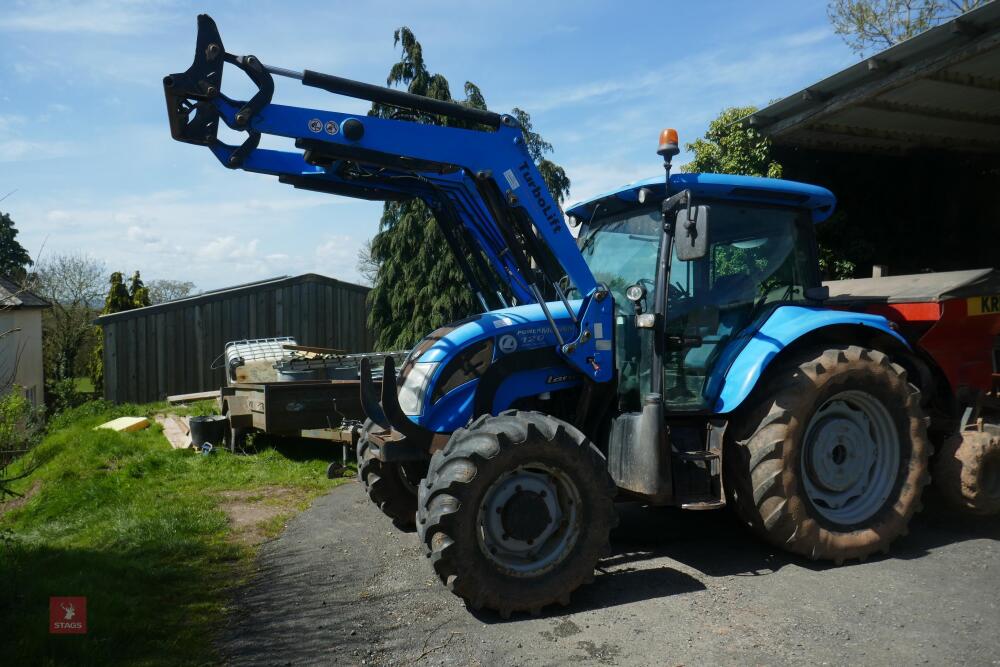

166,15,946,617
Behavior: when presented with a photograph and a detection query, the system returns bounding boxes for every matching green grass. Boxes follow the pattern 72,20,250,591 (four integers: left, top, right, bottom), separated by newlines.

0,400,352,666
70,377,95,395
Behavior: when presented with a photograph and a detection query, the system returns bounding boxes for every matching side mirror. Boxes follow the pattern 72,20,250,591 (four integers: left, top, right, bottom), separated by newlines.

674,205,709,261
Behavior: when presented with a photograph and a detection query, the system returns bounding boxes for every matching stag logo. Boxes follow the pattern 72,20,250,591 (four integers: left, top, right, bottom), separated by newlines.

50,596,87,634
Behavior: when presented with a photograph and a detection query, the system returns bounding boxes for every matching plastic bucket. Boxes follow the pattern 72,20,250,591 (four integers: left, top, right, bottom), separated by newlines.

189,415,228,447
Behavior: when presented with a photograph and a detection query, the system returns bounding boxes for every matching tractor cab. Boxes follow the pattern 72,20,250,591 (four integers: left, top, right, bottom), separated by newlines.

567,173,836,413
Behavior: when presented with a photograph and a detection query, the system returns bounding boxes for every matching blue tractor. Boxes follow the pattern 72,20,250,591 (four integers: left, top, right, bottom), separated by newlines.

165,16,932,616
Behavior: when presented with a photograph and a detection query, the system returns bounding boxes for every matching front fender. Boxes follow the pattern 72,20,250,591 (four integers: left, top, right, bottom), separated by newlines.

711,305,910,413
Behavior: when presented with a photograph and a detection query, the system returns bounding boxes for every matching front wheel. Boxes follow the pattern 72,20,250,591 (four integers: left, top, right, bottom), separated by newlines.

417,411,617,617
725,345,931,564
357,420,426,530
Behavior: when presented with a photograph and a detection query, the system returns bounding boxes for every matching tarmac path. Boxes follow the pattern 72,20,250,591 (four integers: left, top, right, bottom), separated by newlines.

220,481,1000,666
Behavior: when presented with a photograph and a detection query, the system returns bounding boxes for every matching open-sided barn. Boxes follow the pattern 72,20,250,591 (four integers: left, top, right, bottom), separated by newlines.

742,1,1000,277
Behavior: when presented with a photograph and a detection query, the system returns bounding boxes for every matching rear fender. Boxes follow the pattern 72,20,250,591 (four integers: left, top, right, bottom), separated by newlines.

712,306,910,413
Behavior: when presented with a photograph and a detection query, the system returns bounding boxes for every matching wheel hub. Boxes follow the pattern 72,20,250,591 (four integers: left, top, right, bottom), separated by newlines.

801,390,900,526
501,490,552,542
477,465,581,577
805,406,875,494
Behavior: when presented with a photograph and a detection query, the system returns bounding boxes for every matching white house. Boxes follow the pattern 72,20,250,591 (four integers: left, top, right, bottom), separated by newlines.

0,277,50,408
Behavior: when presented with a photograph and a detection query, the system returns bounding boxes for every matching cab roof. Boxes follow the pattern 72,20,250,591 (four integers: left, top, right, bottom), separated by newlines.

565,173,837,224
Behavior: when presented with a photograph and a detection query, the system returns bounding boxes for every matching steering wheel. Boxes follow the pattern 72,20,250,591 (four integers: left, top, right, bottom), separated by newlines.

669,280,691,300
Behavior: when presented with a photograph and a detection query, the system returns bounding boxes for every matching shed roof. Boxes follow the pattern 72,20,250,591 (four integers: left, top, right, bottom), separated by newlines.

742,2,1000,155
0,276,50,309
95,273,368,325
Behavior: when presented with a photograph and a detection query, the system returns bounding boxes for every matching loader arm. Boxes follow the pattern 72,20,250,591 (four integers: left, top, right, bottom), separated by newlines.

163,14,613,382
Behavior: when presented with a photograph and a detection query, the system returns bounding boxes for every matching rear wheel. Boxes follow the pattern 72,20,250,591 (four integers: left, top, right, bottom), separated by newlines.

356,420,426,530
934,425,1000,515
417,410,616,617
725,345,932,563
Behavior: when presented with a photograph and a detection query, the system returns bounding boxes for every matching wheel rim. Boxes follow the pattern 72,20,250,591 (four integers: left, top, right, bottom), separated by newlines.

396,463,420,496
800,390,900,526
476,463,582,577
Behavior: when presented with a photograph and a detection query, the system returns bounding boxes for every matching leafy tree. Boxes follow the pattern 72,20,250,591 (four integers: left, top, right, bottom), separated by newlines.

34,254,106,383
685,105,857,280
366,27,570,349
355,239,379,287
0,211,33,282
828,0,988,56
0,390,40,499
684,106,783,179
147,279,196,304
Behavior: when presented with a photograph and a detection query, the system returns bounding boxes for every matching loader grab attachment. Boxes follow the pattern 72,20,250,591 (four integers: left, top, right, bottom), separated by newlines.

163,14,614,390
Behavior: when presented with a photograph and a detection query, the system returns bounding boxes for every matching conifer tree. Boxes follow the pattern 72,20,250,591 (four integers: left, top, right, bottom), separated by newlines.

366,28,570,349
102,272,133,314
90,271,142,393
0,211,33,281
128,271,151,308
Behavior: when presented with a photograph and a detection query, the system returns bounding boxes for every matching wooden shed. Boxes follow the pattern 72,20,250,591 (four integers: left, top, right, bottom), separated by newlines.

96,273,373,404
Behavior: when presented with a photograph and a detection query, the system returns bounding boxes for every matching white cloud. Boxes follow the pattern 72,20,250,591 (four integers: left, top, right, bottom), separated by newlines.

0,0,175,35
312,235,362,278
198,237,260,262
562,161,655,209
0,139,76,162
781,27,836,48
15,187,377,289
503,27,848,116
0,113,77,162
46,210,74,223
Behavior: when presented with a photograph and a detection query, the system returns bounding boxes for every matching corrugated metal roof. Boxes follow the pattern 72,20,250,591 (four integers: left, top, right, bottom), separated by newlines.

95,273,367,324
0,276,50,309
743,2,1000,155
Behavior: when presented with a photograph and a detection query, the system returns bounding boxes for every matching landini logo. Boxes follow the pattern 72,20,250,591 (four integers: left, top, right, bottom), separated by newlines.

50,596,87,634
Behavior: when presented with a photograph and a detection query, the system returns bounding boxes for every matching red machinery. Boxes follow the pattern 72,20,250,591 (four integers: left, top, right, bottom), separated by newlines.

828,268,1000,514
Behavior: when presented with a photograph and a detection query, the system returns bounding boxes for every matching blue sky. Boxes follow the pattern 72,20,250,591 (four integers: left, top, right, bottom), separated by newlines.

0,1,858,290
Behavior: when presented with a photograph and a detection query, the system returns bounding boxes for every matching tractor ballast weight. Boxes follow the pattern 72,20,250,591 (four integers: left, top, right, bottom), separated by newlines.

165,16,949,616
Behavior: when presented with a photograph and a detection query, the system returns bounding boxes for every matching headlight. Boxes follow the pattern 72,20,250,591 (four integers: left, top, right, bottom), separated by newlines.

397,362,439,416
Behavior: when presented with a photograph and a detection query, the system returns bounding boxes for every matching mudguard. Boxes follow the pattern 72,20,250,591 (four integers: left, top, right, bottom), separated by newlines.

710,305,910,413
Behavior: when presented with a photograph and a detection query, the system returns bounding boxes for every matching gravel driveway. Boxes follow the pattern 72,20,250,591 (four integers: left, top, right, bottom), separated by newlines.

220,482,1000,666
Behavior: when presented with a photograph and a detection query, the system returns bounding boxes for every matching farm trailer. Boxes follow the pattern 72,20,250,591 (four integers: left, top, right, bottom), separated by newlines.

217,339,404,457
